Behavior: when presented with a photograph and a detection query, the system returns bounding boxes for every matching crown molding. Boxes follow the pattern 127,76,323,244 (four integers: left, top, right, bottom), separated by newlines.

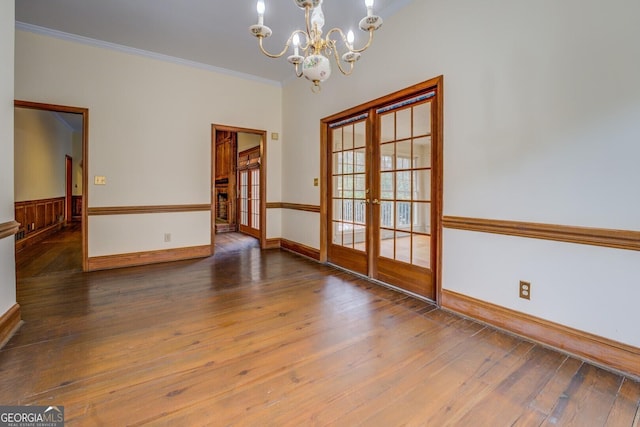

15,21,282,88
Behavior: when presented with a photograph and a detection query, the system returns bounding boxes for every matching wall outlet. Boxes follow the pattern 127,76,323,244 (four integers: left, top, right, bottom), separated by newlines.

164,233,171,242
519,281,531,300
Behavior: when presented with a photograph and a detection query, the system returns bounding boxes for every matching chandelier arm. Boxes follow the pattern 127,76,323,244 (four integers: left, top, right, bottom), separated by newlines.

350,29,375,54
258,35,292,59
331,42,355,76
292,29,312,52
325,28,348,48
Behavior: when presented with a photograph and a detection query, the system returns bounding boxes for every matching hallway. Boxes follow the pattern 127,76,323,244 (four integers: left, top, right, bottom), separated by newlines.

16,222,82,279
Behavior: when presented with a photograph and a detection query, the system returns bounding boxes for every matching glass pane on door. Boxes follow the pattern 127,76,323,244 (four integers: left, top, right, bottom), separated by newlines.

330,118,367,253
251,168,260,230
377,99,432,268
239,170,248,227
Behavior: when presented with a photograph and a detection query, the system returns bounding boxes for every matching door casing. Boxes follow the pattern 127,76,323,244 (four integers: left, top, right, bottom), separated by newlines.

14,100,89,271
211,124,267,252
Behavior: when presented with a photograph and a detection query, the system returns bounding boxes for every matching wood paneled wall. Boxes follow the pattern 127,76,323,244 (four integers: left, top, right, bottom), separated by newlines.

14,197,65,250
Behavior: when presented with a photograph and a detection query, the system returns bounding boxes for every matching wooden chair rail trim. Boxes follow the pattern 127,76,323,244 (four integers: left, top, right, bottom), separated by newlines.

87,204,211,216
87,245,212,271
281,238,321,261
14,196,66,206
0,221,20,240
442,216,640,252
442,290,640,379
0,304,22,350
266,202,320,213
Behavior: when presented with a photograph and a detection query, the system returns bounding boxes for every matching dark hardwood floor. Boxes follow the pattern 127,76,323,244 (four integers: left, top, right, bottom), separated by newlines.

2,226,639,425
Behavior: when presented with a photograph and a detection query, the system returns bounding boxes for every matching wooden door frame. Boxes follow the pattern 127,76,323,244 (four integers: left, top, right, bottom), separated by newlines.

211,124,267,252
14,100,89,271
319,76,444,304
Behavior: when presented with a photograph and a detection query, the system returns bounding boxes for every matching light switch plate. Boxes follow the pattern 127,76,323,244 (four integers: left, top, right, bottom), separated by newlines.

94,175,106,185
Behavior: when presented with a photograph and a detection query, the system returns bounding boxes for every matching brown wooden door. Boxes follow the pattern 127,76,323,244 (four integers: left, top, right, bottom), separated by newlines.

327,115,369,275
238,147,261,238
371,93,435,298
326,83,441,301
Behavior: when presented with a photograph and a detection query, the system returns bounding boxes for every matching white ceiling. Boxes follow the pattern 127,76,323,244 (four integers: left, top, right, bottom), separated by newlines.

16,0,413,84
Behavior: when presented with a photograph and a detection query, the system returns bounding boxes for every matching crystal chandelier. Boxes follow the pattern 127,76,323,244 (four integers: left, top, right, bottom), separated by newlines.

249,0,383,92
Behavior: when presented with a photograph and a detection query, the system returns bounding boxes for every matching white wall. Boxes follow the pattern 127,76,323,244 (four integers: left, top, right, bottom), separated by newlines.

0,1,16,316
282,0,640,347
14,108,73,202
15,30,283,257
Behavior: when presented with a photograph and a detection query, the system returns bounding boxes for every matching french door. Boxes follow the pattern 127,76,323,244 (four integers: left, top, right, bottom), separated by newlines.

238,147,261,238
325,79,442,300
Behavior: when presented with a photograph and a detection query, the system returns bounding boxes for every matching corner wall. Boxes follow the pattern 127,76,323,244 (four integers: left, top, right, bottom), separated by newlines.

282,0,640,351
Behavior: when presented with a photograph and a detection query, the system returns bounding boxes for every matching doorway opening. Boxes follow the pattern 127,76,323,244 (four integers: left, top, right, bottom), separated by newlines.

211,125,267,250
14,100,89,273
320,77,443,303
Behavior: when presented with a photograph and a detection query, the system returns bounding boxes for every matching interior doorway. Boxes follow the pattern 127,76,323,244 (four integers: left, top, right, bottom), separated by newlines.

14,100,88,271
211,124,267,249
321,77,443,302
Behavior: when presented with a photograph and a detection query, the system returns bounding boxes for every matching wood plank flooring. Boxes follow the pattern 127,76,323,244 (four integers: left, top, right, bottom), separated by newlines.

2,226,639,426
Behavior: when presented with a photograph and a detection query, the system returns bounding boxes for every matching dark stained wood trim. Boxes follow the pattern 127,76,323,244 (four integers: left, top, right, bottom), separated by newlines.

322,77,444,123
319,121,328,264
0,304,22,349
431,75,444,305
88,204,211,216
266,202,321,213
264,238,281,249
0,221,20,240
443,216,640,252
87,245,212,271
442,289,640,379
280,239,321,261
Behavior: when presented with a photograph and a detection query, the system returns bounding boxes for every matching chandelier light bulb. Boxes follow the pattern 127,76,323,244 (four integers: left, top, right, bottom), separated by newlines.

293,33,300,56
257,0,265,25
365,0,374,16
347,30,355,50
